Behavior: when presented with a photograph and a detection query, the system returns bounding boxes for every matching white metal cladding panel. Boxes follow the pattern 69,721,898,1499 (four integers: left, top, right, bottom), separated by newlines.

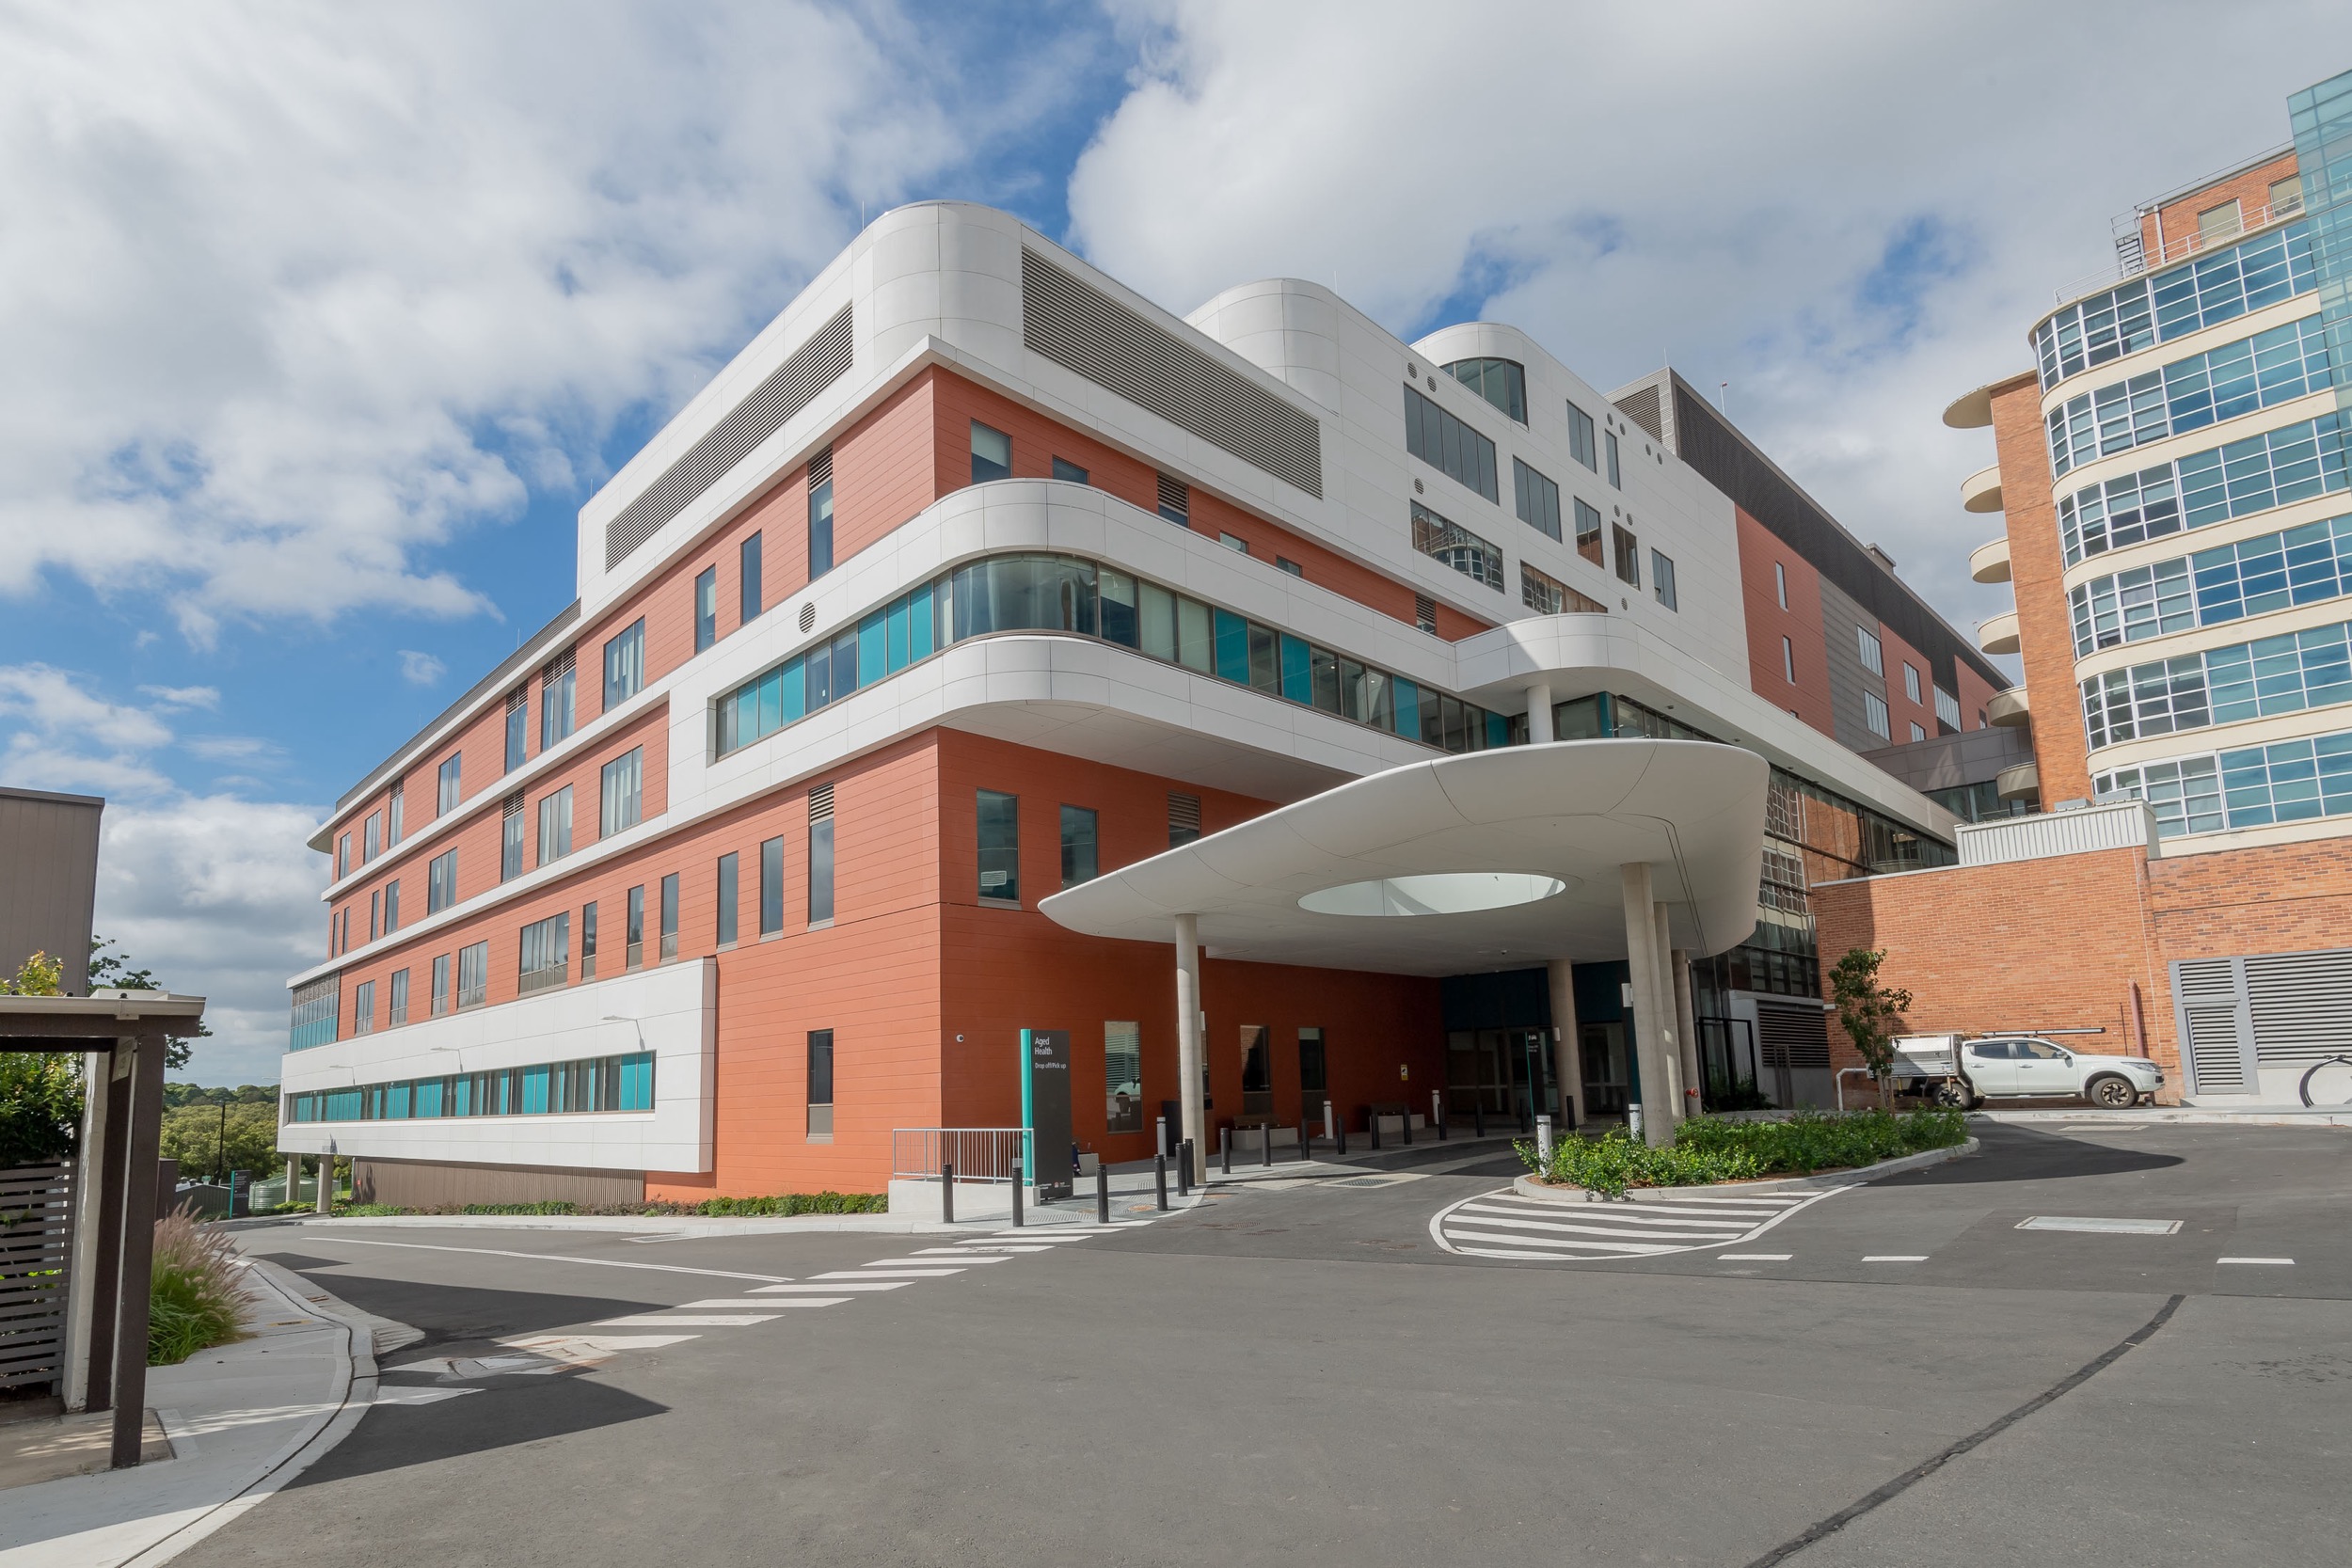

1022,249,1324,499
1957,801,2154,865
2171,957,2253,1093
2244,948,2352,1066
603,303,854,571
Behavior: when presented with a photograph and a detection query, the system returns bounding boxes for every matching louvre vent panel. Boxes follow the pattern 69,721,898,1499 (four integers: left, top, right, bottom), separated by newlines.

1022,250,1324,499
2182,1006,2246,1089
1755,1001,1831,1070
808,782,835,822
2245,948,2352,1066
604,304,854,571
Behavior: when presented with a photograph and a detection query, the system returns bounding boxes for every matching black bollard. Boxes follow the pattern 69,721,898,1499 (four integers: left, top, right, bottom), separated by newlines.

1298,1117,1311,1162
1474,1100,1486,1138
1370,1111,1382,1150
1177,1141,1192,1197
942,1160,955,1225
1154,1154,1168,1211
1011,1170,1024,1227
1336,1116,1346,1158
1096,1163,1110,1224
1262,1125,1273,1167
1402,1107,1413,1146
1436,1092,1448,1142
1221,1127,1232,1176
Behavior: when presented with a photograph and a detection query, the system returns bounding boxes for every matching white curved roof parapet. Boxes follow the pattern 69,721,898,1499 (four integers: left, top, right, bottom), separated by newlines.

1987,687,2031,727
1961,464,2005,515
1038,740,1767,973
1969,535,2012,584
1943,383,1996,429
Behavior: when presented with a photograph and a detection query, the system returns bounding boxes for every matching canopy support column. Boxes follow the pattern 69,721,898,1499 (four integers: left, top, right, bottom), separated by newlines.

1619,863,1676,1148
1524,683,1554,744
1175,912,1205,1182
1671,947,1702,1120
1653,903,1690,1130
1547,958,1581,1127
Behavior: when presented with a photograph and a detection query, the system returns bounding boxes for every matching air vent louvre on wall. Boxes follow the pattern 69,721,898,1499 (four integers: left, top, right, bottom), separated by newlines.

1021,250,1325,499
603,304,855,572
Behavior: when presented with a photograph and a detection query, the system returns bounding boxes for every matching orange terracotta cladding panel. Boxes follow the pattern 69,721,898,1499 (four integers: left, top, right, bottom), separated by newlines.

928,368,1489,637
1732,507,1836,738
933,727,1444,1167
1989,372,2086,800
1873,621,1942,741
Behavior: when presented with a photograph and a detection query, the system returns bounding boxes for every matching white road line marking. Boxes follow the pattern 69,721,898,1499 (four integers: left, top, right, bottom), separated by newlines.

1449,1214,1747,1243
1863,1256,1928,1263
1719,1253,1792,1261
295,1236,789,1283
2217,1257,2296,1265
752,1281,912,1293
822,1268,962,1278
595,1314,783,1327
882,1254,1008,1265
1453,1244,1629,1261
2017,1216,2182,1235
501,1334,699,1355
1455,1204,1750,1233
677,1298,828,1309
1444,1229,1683,1256
373,1386,481,1406
914,1246,1042,1255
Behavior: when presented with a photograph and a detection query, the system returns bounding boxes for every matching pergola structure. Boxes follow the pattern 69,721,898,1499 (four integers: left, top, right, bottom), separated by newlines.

1041,739,1769,1174
2,990,206,1468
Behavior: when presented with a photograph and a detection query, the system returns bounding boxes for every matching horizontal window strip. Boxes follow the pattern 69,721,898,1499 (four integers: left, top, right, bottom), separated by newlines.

2036,221,2315,391
2046,315,2331,477
714,551,1511,761
2081,617,2352,749
283,1049,654,1125
2098,724,2352,837
2071,514,2352,657
2058,411,2350,565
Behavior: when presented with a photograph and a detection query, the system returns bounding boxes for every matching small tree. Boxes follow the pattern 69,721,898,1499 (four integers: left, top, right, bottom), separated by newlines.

1829,947,1913,1111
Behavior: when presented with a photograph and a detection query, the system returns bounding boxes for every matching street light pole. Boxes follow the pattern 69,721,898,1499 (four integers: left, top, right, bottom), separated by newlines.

215,1096,227,1184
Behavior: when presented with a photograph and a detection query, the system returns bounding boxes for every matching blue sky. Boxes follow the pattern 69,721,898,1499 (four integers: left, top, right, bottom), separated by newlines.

6,1,2348,1083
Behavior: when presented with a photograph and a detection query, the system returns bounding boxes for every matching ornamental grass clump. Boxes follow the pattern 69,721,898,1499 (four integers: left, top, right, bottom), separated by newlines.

1522,1107,1966,1196
148,1205,251,1366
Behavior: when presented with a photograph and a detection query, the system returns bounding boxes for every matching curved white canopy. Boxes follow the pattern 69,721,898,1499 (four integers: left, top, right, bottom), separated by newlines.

1039,739,1766,974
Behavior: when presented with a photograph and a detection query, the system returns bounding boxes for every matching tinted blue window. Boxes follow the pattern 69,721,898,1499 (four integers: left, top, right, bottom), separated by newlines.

1279,634,1311,703
1212,608,1249,684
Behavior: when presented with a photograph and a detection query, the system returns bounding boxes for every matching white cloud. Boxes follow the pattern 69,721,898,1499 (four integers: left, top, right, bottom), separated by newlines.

93,794,326,1085
183,735,286,764
397,649,447,687
0,663,178,795
0,1,972,644
1069,0,2352,639
138,684,219,710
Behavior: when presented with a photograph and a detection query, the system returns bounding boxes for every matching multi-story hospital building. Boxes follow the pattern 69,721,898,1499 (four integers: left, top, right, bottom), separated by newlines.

1820,68,2352,1109
277,201,2017,1204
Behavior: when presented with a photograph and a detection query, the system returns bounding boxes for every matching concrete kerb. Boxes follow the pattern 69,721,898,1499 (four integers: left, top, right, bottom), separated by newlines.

1979,1106,2352,1129
1509,1135,1981,1204
0,1259,390,1568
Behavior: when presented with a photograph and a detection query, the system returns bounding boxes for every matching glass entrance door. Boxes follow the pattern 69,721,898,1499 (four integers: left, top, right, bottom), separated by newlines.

1240,1025,1272,1115
1446,1028,1554,1117
1581,1022,1629,1117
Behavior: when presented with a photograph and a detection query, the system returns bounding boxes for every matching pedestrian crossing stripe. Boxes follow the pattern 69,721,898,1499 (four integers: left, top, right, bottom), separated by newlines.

1428,1184,1849,1262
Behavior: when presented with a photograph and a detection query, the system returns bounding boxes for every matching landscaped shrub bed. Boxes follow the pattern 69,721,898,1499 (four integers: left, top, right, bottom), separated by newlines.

326,1191,889,1218
1521,1108,1967,1198
150,1206,252,1365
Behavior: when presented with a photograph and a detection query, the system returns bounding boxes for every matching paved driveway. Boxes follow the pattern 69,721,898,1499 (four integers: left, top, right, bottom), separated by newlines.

195,1119,2349,1567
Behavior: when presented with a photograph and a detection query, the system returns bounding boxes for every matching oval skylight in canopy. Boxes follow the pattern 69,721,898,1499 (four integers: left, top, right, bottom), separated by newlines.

1298,872,1567,918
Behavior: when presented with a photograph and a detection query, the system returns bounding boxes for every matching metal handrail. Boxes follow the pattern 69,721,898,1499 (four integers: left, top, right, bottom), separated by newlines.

891,1127,1028,1182
2052,194,2306,303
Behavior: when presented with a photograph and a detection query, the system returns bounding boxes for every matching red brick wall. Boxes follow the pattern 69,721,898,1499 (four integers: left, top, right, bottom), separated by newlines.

1988,372,2085,800
2139,153,2300,264
1810,847,2174,1085
1733,506,1836,738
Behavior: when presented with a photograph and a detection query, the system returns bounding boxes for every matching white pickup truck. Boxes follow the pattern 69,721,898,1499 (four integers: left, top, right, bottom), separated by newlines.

1894,1034,2166,1109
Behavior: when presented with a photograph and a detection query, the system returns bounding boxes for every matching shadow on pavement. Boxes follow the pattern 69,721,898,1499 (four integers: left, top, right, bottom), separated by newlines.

288,1369,670,1487
1876,1121,2184,1185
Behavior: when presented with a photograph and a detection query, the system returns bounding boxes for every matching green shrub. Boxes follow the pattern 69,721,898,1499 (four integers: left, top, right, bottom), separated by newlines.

1521,1107,1967,1196
148,1206,250,1365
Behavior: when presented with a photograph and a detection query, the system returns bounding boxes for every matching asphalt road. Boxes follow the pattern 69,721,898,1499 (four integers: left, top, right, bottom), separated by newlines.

197,1119,2350,1568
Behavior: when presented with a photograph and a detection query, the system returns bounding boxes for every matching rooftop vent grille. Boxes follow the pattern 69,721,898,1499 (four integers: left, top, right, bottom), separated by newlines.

604,303,854,572
1022,249,1323,499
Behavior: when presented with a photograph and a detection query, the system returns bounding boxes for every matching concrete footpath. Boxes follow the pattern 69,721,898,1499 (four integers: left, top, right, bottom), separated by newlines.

0,1259,395,1568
